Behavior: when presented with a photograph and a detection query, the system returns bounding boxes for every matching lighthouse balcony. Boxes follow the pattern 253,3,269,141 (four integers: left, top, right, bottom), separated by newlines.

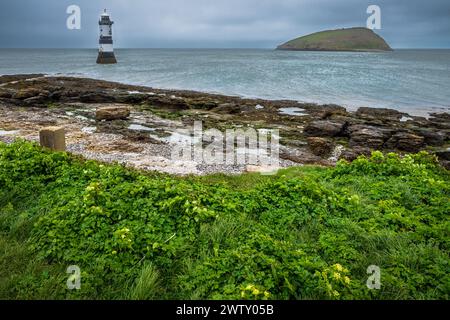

99,20,114,26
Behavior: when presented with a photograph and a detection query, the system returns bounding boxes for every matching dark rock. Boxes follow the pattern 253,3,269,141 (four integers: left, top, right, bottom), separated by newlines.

0,74,44,84
212,103,241,114
287,140,308,148
429,112,450,122
386,132,424,152
23,96,47,106
317,105,348,119
0,89,13,99
307,137,335,157
116,94,147,104
62,90,82,98
43,85,63,92
348,125,390,149
435,150,450,161
12,88,41,100
340,146,372,161
414,129,446,146
407,116,429,127
21,90,50,105
48,91,62,101
304,120,346,137
440,161,450,170
428,113,450,130
356,107,403,120
80,92,116,103
280,149,330,166
323,104,347,112
189,99,218,110
146,96,190,110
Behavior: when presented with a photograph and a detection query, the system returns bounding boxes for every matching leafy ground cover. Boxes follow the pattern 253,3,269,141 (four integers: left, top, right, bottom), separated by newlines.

0,140,448,299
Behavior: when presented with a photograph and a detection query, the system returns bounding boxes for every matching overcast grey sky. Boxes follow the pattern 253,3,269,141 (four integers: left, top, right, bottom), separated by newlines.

0,0,449,48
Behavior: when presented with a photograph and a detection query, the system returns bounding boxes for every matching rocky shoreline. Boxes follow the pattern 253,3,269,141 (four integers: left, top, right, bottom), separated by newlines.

0,74,449,173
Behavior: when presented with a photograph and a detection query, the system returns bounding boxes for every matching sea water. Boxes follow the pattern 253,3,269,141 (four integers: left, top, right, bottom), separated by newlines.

1,48,449,116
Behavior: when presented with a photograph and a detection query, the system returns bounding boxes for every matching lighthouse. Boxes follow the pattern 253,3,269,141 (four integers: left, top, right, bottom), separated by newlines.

96,9,117,64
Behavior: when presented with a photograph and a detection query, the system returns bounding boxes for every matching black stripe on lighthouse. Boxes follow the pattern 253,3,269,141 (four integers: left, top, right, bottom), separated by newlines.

99,37,113,44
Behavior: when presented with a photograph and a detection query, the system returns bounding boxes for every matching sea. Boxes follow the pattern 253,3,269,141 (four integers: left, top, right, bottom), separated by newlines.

1,48,449,117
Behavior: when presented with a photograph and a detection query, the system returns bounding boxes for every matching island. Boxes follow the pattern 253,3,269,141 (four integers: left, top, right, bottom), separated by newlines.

276,27,392,52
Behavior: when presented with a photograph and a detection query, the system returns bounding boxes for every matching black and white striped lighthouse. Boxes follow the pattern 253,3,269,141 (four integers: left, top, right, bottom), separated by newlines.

96,9,117,64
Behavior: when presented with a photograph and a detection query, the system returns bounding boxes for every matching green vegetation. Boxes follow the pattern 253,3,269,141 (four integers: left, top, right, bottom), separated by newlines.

0,140,449,300
277,27,392,52
138,104,184,120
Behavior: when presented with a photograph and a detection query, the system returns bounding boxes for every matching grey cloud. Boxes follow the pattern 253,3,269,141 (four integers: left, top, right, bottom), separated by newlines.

0,0,449,48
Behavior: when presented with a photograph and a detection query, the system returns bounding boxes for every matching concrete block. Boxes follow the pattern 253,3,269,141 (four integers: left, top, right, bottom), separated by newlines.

39,126,66,151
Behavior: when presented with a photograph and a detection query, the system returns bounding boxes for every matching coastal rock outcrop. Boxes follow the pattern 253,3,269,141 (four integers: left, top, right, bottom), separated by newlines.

386,132,424,152
0,75,448,170
317,105,348,119
304,120,346,137
13,88,42,100
348,125,390,149
414,129,445,146
340,147,372,162
212,103,242,114
0,74,44,84
428,113,450,130
356,107,403,121
80,92,116,103
0,89,13,99
146,95,191,110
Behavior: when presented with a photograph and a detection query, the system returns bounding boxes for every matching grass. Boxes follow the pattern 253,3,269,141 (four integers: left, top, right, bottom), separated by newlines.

0,235,68,299
0,140,449,300
126,263,161,300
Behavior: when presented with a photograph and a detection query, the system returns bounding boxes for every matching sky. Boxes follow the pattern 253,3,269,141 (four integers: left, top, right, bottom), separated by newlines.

0,0,449,48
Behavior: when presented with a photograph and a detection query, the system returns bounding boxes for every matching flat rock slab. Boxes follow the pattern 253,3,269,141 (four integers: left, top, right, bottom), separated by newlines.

96,106,131,121
39,126,66,151
304,120,346,137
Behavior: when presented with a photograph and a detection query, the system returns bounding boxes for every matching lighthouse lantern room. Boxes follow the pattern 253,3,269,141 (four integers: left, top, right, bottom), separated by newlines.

97,9,117,64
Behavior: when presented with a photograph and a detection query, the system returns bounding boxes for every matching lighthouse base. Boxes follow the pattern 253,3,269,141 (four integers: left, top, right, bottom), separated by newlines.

96,52,117,64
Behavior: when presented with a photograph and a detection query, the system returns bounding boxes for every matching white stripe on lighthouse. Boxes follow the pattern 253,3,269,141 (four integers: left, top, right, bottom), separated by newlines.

100,44,114,52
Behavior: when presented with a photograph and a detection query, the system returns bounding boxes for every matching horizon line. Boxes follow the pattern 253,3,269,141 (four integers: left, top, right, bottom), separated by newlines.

1,47,450,50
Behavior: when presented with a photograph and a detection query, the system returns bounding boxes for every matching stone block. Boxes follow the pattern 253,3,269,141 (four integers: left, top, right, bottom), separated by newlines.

96,106,130,121
39,126,66,151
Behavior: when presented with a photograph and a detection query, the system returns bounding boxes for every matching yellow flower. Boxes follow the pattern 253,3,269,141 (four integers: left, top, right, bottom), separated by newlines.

333,272,341,280
264,291,270,298
344,276,351,284
334,264,343,272
252,288,260,295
